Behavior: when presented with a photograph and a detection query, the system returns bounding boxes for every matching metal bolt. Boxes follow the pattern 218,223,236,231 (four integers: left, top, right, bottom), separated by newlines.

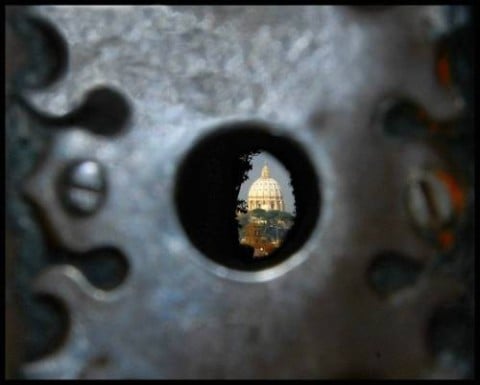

406,170,454,231
59,160,106,216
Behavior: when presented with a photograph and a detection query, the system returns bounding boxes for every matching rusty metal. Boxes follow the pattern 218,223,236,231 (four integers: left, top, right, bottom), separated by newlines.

5,5,474,379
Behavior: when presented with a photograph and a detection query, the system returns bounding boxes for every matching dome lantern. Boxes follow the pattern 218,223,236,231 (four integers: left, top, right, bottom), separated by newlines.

261,163,270,178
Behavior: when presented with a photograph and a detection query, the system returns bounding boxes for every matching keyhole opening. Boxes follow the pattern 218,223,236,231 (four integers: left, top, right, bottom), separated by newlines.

175,122,320,272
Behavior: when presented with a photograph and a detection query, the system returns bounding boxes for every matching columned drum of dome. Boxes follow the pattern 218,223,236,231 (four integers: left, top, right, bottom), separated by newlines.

247,164,285,212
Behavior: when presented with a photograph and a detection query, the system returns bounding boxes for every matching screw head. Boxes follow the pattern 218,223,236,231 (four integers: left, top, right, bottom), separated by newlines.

406,170,454,231
58,160,106,216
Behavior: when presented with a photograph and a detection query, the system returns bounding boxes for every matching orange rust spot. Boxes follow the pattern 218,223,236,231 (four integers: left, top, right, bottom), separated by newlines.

436,170,466,213
438,230,455,250
436,53,452,86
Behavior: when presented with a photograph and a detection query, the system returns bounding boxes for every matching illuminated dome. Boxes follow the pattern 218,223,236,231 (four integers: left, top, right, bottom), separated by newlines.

247,164,285,211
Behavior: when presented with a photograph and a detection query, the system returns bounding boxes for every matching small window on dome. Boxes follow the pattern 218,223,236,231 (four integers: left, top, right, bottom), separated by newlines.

237,151,295,259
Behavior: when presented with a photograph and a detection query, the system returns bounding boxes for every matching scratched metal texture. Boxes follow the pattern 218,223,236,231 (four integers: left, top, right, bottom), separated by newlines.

5,5,474,379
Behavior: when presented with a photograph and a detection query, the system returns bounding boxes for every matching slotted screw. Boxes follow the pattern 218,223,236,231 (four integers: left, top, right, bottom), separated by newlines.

406,170,454,231
59,160,106,216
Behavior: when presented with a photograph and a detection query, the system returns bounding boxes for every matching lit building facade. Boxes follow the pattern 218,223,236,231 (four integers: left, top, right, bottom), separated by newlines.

247,164,285,212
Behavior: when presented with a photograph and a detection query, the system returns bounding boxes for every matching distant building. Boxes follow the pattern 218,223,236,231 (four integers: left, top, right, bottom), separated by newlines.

247,164,285,212
240,222,278,258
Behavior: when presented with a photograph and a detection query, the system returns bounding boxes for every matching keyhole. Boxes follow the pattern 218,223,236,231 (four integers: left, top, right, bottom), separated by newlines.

175,122,320,273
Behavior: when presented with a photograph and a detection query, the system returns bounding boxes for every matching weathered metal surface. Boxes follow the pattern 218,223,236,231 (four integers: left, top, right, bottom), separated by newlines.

5,5,474,379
